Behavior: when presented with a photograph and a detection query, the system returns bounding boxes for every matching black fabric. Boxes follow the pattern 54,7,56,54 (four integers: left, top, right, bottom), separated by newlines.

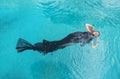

78,32,95,46
16,32,95,54
16,38,34,52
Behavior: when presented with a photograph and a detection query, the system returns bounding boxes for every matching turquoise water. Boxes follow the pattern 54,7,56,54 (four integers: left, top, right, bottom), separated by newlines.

0,0,120,79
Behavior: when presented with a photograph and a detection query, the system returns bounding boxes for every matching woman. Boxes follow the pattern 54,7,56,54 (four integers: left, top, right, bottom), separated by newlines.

16,23,100,54
85,23,100,48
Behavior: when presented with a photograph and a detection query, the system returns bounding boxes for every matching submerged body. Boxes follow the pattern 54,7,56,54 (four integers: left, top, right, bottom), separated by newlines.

16,31,95,54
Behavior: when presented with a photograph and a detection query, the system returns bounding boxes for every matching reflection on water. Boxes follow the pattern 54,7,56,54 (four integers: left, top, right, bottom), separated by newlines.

103,64,120,79
0,8,18,31
1,71,27,79
31,60,75,79
37,0,81,25
37,0,120,28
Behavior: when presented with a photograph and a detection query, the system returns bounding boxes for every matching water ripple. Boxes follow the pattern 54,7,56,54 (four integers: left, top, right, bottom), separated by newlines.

36,0,120,29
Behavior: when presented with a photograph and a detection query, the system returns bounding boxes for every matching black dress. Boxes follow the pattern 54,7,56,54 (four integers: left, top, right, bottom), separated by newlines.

16,31,96,54
34,31,96,53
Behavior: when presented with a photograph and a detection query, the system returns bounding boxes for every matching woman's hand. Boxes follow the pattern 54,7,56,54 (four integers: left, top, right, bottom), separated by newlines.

91,40,99,49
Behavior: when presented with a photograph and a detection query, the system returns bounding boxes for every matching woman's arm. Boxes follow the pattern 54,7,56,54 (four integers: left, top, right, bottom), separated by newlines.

90,39,99,48
85,23,94,33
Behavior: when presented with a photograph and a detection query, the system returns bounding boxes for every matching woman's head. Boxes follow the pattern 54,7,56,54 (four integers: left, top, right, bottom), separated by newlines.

93,31,100,37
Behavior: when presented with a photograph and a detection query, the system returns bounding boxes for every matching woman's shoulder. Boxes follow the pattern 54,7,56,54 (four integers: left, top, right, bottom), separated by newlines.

69,31,83,36
73,31,83,33
71,31,92,36
83,32,94,36
83,31,91,34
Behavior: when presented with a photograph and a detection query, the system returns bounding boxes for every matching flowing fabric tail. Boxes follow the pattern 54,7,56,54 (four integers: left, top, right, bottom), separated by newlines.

16,38,34,53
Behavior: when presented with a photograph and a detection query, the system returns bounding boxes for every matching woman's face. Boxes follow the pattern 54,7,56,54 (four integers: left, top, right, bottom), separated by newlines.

93,32,100,37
